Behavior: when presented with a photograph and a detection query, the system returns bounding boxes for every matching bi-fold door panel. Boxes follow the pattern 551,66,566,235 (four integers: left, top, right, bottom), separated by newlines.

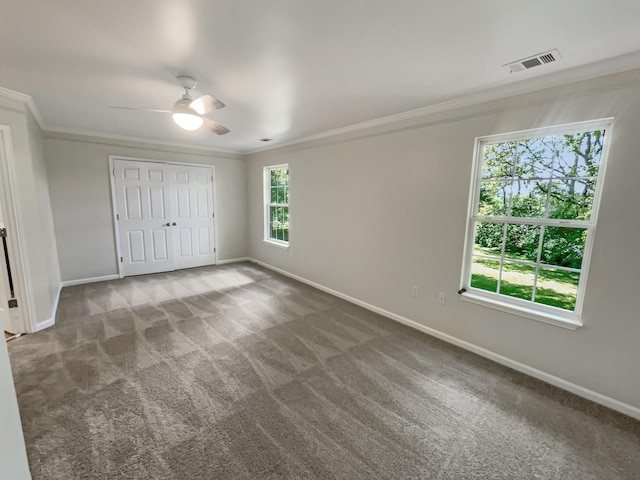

113,159,216,277
114,160,175,276
172,165,216,270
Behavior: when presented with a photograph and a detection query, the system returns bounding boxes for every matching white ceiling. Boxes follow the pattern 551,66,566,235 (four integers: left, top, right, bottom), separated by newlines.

2,0,640,153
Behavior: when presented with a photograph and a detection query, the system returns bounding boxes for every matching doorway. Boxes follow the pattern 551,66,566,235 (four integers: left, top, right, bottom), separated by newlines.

110,157,217,277
0,127,28,335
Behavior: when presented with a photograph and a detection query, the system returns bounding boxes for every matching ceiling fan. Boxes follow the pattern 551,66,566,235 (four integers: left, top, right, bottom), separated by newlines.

110,76,230,135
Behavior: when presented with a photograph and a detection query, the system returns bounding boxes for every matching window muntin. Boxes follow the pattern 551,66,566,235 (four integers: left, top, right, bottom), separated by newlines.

462,122,610,322
264,165,289,245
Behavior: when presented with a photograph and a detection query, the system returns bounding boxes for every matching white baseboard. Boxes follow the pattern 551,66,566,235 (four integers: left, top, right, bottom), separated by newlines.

249,258,640,421
61,274,120,287
216,257,250,265
34,317,55,332
33,282,62,332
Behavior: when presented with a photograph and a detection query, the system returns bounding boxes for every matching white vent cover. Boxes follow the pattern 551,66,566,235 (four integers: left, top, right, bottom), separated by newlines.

504,49,561,73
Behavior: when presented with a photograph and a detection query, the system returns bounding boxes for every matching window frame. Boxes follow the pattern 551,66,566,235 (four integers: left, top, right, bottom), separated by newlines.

263,164,290,248
459,119,613,330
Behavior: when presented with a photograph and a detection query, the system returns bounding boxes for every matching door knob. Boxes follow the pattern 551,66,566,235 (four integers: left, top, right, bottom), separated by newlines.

165,223,171,227
172,222,177,226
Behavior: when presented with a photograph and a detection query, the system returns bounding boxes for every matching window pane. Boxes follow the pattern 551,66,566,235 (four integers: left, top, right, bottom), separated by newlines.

470,256,498,293
555,131,603,178
269,206,278,239
282,207,289,241
474,222,505,257
535,268,580,311
510,179,548,218
503,224,540,262
479,181,511,216
482,142,517,179
278,207,285,240
516,136,556,178
266,166,289,243
548,178,595,221
499,262,535,302
541,226,586,269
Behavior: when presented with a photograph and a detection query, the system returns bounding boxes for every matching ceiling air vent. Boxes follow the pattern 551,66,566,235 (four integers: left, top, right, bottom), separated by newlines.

504,49,561,73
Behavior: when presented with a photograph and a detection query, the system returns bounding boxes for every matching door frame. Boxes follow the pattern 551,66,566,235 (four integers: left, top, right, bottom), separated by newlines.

0,126,34,333
108,155,219,278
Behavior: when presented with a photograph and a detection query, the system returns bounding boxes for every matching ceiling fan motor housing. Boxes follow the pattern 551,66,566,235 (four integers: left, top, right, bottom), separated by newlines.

173,97,196,114
177,75,197,90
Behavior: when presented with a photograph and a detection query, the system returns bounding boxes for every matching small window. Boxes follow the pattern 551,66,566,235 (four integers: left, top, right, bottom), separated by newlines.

264,165,289,246
460,120,612,328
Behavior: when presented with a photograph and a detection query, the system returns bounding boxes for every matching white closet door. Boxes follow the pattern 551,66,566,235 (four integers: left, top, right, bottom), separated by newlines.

170,165,217,270
114,160,175,276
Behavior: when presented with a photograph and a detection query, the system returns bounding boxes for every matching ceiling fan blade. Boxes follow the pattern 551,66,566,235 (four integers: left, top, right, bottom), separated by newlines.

109,106,172,113
189,95,225,114
203,118,230,135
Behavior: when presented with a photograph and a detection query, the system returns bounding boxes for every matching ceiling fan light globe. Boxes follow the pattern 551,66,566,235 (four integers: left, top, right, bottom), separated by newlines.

173,113,203,131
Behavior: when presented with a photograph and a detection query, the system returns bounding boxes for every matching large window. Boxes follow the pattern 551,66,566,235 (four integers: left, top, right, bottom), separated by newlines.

460,120,611,328
264,165,289,246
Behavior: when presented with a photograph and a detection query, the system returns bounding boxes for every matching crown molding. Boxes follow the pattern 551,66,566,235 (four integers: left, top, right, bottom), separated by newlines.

5,50,640,158
43,127,245,160
0,86,45,130
246,50,640,155
0,85,244,158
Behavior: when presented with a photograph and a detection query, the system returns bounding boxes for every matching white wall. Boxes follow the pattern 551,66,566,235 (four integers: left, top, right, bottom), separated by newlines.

0,93,61,330
44,133,248,282
0,338,31,479
25,113,61,324
247,69,640,411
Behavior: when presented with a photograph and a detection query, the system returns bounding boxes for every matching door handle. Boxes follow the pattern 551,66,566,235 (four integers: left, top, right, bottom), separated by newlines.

172,222,177,226
165,223,171,227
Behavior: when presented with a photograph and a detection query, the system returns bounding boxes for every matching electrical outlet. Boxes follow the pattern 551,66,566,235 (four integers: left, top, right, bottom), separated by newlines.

438,292,446,305
412,286,419,298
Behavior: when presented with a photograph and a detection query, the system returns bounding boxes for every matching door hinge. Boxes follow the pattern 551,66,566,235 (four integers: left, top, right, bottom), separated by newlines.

120,256,123,263
214,248,216,253
113,168,116,176
0,228,6,238
212,213,215,218
116,213,119,220
8,299,18,308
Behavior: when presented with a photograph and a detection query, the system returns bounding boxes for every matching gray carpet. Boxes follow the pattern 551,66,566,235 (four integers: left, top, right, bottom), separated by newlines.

8,262,640,479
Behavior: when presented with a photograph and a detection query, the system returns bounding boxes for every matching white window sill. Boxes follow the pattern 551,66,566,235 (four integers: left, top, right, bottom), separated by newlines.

263,239,289,249
459,291,583,331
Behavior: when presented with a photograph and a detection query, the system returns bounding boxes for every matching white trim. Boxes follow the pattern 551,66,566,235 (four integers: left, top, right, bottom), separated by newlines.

0,126,36,333
108,156,124,278
61,274,120,287
248,258,640,421
109,156,218,277
263,164,290,246
263,239,289,249
33,283,62,332
459,292,581,330
44,126,242,157
212,168,220,266
459,119,613,327
0,86,44,130
246,54,640,155
5,53,640,158
216,257,250,265
34,317,55,332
